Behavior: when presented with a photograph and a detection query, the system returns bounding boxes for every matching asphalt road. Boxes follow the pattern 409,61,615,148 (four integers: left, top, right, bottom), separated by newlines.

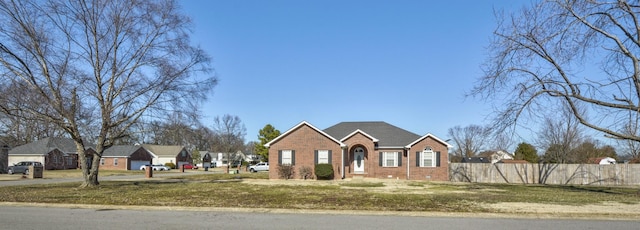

0,206,637,230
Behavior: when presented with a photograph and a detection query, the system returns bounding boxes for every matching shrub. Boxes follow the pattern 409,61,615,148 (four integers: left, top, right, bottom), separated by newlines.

164,162,176,169
314,164,333,180
277,164,295,179
299,166,314,180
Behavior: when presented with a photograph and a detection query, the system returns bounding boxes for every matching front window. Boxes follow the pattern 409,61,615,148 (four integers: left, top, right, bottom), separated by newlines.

281,150,292,165
421,147,435,167
383,152,398,167
100,158,105,165
317,150,329,164
114,158,118,166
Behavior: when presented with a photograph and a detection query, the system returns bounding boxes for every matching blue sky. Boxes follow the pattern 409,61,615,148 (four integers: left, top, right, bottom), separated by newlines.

180,0,531,143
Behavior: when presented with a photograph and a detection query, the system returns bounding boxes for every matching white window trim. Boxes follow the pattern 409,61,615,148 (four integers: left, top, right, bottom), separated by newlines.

421,149,436,167
383,152,398,167
318,150,329,164
281,150,292,165
114,158,118,166
100,158,105,165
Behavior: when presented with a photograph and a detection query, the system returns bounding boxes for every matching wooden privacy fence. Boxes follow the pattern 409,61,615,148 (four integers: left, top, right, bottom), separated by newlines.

449,163,640,186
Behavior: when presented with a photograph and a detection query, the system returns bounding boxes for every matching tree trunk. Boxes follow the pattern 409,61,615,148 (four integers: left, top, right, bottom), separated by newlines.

76,144,101,188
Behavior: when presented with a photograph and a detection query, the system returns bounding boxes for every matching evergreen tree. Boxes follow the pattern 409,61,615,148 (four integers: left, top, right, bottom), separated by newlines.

514,142,539,163
255,124,281,162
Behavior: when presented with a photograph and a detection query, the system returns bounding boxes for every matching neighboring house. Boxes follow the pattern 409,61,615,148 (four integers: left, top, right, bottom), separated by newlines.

142,144,192,168
100,145,155,170
8,137,92,170
265,121,452,181
461,157,490,163
588,157,617,165
214,151,243,167
478,150,514,164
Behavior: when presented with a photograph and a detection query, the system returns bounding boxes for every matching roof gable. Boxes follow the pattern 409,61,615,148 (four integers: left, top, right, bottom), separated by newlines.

103,145,145,157
340,129,379,142
141,144,186,158
406,133,453,148
324,121,420,147
9,137,78,155
265,121,345,147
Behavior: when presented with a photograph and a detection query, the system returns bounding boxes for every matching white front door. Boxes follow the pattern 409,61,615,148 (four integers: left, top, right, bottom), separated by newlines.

353,147,364,173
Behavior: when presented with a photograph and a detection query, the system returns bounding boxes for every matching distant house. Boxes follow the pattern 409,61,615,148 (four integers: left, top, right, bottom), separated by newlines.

588,157,616,165
7,137,93,170
101,145,154,170
142,144,192,168
213,151,244,167
265,121,451,180
461,157,490,163
478,150,514,164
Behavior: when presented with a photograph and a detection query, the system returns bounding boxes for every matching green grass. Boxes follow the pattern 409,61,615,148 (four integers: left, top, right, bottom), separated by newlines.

0,175,638,213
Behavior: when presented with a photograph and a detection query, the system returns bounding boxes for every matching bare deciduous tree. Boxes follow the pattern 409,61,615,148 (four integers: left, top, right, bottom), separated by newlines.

0,0,216,187
472,0,640,143
211,114,246,173
448,125,492,161
537,108,583,163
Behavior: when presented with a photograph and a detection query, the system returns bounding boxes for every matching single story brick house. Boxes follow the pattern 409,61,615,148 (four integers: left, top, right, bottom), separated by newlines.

100,145,155,170
142,144,192,169
7,137,92,170
265,121,452,181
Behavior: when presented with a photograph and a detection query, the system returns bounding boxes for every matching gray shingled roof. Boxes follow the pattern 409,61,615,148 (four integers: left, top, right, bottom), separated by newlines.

141,144,185,157
102,145,143,157
323,122,421,147
8,137,78,155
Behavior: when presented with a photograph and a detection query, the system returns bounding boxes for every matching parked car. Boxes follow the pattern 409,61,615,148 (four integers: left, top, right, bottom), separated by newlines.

182,164,198,170
139,164,171,171
249,162,269,172
8,161,42,175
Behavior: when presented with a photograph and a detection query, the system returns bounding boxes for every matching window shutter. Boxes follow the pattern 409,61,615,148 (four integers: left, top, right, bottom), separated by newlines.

436,151,441,167
314,150,318,164
328,150,332,164
379,152,383,166
397,152,402,166
291,150,296,165
278,150,282,165
416,152,420,167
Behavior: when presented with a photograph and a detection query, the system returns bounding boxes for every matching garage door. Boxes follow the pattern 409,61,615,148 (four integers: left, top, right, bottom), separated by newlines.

131,161,149,170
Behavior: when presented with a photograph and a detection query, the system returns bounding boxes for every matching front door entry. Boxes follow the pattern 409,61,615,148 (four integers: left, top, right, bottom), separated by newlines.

353,147,364,173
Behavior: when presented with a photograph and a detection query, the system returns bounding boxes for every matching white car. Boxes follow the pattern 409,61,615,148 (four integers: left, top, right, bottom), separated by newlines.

249,162,269,172
140,164,171,171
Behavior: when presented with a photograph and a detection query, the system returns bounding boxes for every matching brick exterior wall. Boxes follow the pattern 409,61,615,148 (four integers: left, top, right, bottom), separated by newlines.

44,149,75,170
100,157,128,170
268,122,450,181
407,136,449,181
100,147,153,170
268,124,342,180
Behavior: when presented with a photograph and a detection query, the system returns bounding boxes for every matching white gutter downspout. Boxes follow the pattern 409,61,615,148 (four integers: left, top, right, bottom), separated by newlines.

341,146,346,179
406,148,410,180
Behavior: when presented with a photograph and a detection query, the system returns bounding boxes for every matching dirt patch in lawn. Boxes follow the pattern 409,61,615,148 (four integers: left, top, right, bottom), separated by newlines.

240,178,640,219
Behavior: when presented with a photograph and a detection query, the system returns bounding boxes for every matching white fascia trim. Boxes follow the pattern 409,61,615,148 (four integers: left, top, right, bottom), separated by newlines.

405,133,453,149
144,149,159,158
339,129,379,142
377,146,406,149
264,121,346,148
